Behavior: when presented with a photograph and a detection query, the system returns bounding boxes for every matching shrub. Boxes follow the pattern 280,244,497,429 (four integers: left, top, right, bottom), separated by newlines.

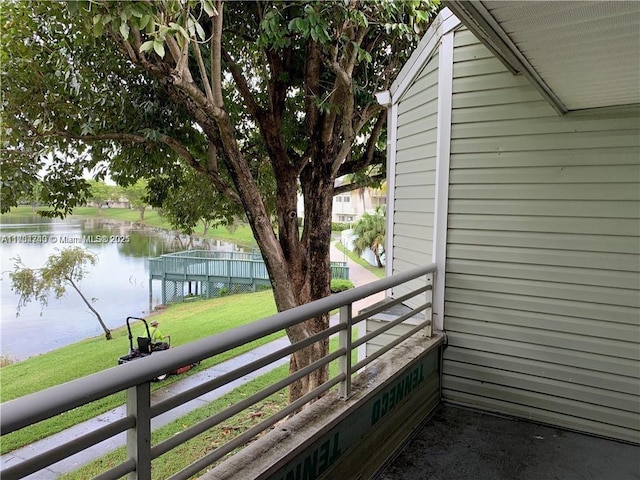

331,279,354,293
331,222,352,232
0,354,16,368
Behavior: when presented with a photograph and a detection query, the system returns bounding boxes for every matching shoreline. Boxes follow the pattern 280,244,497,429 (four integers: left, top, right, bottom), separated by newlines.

0,211,252,361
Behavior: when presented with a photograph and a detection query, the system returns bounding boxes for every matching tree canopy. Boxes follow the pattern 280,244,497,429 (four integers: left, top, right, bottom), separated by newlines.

1,0,440,400
9,247,112,339
353,207,386,268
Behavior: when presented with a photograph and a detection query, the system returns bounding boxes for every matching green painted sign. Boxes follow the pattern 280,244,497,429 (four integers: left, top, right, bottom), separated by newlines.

270,349,438,480
274,432,342,480
371,361,425,426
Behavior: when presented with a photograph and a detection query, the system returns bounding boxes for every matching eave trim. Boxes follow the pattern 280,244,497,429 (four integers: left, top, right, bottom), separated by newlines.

446,0,569,115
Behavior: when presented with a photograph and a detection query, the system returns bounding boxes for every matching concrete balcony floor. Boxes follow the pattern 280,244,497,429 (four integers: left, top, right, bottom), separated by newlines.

376,404,639,480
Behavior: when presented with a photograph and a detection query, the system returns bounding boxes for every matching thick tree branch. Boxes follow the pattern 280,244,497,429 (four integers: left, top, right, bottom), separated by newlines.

210,0,224,107
49,130,241,204
193,37,214,103
323,24,369,153
221,49,265,124
221,47,290,175
337,110,386,177
333,172,385,196
304,40,323,139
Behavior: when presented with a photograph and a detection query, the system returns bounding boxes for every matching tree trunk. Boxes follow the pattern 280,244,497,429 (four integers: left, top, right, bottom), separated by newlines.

164,54,337,405
283,162,335,404
374,249,383,268
202,219,210,236
67,278,112,340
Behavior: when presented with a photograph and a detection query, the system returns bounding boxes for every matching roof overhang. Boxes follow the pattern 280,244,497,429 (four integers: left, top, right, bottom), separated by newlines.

446,1,640,114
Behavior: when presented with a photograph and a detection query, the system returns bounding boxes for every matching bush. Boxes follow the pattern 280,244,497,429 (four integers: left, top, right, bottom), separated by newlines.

0,354,16,368
331,222,352,232
331,279,354,293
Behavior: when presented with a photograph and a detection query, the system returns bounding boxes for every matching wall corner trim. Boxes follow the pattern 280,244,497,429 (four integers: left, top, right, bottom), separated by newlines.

390,8,461,103
431,29,454,332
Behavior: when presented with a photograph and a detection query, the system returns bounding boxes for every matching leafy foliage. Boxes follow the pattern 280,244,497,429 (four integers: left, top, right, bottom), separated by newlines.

353,208,386,268
148,168,243,234
330,278,354,293
8,247,112,339
87,180,118,208
121,179,149,219
2,0,441,397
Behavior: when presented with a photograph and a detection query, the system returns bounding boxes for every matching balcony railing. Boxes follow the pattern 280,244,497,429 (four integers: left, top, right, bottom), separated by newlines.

0,264,435,480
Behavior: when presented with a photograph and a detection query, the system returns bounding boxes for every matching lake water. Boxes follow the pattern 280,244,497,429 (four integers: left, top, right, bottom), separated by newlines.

0,214,241,360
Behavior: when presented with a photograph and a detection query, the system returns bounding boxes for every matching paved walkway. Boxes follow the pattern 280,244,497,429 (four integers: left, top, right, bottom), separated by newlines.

1,243,384,479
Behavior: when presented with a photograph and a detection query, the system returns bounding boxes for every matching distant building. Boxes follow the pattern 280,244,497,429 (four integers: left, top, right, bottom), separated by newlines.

297,177,386,224
87,197,131,209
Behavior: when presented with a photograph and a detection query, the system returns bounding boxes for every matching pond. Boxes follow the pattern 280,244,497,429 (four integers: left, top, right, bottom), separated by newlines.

0,214,243,360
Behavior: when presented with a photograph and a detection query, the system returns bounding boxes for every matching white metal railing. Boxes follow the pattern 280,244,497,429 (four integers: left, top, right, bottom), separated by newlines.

0,264,435,480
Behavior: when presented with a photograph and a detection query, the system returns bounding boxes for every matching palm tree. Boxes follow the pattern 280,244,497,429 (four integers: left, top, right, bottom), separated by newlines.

353,208,386,268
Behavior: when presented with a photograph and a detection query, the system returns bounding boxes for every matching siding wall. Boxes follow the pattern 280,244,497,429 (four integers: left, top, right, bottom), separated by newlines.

391,51,439,299
442,28,640,443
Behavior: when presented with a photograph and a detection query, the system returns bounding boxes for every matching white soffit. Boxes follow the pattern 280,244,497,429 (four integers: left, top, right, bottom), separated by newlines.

446,1,640,113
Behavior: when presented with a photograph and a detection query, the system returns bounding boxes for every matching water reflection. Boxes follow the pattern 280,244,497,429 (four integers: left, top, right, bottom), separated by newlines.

0,215,242,360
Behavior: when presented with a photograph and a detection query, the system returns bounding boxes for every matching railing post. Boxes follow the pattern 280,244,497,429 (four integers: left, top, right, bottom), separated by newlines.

338,304,353,398
126,382,152,480
426,271,434,337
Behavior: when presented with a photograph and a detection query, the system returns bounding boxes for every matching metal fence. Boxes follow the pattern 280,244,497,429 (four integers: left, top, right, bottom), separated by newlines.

0,264,435,480
149,250,349,304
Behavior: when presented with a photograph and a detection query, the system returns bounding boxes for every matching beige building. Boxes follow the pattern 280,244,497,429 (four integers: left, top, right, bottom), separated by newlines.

332,179,386,224
297,178,386,224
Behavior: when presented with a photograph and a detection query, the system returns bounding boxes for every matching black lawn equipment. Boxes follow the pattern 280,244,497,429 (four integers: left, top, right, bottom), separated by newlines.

117,316,198,381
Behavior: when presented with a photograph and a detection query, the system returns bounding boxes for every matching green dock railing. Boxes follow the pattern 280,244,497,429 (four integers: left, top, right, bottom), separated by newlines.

148,250,349,305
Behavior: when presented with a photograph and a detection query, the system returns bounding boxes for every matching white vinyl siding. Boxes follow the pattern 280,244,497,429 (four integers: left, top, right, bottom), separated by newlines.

391,52,439,302
442,28,640,443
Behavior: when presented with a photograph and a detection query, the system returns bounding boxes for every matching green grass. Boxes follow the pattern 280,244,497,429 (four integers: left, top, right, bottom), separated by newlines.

335,241,385,279
0,291,280,454
59,336,355,480
58,365,291,480
1,207,369,461
1,206,258,247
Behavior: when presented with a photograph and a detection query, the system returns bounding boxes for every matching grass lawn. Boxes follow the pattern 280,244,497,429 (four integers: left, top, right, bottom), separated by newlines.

58,365,291,480
1,207,371,466
59,335,353,480
0,291,280,454
335,241,385,279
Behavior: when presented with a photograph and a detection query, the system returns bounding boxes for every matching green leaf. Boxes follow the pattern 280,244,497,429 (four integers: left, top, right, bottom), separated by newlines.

153,40,165,58
119,21,130,39
139,15,152,31
194,20,206,41
92,21,103,37
140,40,154,53
169,22,189,40
202,0,217,17
146,19,155,34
